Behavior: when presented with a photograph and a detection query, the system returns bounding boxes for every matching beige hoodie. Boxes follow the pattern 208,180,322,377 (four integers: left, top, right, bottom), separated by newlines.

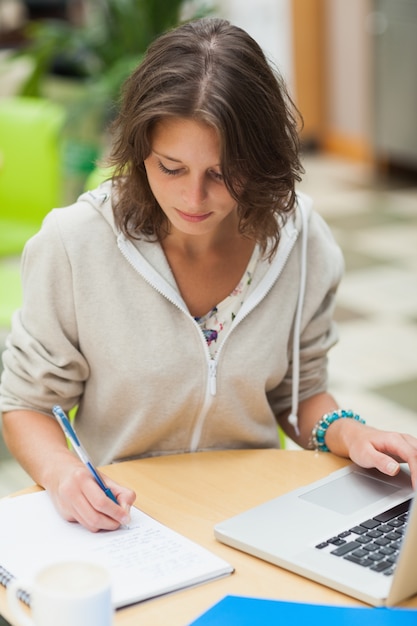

0,186,344,465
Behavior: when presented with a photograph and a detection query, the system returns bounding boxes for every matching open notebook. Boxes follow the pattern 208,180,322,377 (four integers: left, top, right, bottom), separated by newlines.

0,490,233,609
215,464,416,606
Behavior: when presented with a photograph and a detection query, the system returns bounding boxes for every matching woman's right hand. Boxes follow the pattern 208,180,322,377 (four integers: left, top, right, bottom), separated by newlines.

2,410,136,532
45,451,136,532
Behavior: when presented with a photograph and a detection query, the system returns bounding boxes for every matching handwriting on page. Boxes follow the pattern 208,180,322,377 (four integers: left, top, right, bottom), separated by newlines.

88,508,205,581
93,526,203,578
0,491,232,607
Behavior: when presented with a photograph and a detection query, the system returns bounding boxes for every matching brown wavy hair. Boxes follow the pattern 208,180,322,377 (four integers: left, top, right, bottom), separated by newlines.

108,17,304,258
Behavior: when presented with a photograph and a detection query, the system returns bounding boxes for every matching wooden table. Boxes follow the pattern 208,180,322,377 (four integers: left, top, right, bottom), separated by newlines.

1,450,416,624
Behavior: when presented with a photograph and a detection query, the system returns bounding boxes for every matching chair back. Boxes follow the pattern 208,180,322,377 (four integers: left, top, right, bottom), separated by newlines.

84,165,113,191
0,96,65,255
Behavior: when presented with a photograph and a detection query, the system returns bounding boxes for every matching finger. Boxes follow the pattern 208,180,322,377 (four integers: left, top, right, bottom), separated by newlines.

57,473,125,532
81,480,133,530
50,487,112,532
71,488,123,532
374,452,401,478
351,432,417,488
101,476,137,522
53,467,134,531
374,432,417,482
377,432,417,457
351,444,401,478
377,451,417,490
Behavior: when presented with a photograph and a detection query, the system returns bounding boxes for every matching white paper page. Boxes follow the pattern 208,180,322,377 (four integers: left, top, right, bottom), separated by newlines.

0,491,233,607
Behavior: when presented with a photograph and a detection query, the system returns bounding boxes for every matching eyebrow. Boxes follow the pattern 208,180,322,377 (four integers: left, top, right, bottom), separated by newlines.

152,150,183,164
152,150,221,168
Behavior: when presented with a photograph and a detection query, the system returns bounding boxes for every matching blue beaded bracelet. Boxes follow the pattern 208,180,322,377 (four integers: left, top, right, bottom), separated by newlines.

309,409,366,452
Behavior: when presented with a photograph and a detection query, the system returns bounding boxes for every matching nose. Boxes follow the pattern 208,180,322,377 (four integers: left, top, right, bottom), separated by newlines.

182,174,207,211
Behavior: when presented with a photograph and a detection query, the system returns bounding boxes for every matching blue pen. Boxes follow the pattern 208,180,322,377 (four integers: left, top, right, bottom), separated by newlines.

52,405,119,504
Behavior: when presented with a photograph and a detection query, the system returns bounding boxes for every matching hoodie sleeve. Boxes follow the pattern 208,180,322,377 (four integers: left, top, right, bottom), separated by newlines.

267,209,344,417
0,207,90,415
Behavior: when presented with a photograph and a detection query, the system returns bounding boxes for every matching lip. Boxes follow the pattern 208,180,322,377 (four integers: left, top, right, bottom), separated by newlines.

175,209,213,223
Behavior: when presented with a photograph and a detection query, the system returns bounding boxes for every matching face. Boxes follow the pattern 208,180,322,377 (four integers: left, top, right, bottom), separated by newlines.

143,117,238,240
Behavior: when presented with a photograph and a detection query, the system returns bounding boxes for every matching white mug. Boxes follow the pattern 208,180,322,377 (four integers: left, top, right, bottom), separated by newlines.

7,561,113,626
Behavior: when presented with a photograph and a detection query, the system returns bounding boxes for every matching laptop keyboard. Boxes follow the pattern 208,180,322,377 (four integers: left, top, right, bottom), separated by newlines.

315,499,411,575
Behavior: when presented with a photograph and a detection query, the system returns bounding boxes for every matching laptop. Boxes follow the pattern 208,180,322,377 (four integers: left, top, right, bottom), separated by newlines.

214,463,417,606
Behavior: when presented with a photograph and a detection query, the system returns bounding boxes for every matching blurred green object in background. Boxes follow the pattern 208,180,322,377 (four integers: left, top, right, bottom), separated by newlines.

0,96,65,256
16,0,210,128
0,260,21,328
84,164,114,192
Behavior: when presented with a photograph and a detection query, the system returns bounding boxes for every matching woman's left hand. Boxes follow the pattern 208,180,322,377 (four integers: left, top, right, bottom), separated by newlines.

326,419,417,489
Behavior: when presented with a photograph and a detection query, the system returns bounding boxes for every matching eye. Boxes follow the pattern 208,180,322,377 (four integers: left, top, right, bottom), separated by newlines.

209,170,224,182
157,161,182,176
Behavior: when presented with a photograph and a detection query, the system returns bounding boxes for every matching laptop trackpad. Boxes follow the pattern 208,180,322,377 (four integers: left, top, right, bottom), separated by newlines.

299,472,401,515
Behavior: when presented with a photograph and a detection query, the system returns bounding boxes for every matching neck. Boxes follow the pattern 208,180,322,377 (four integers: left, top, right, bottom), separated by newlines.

163,216,243,260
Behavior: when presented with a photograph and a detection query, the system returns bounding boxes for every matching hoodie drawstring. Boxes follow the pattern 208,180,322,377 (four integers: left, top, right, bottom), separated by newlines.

287,202,308,437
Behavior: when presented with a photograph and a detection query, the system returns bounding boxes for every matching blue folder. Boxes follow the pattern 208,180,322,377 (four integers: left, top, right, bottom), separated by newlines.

189,595,417,625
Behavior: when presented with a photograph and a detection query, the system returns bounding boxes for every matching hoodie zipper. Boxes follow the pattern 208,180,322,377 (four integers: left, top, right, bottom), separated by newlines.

116,232,214,376
189,224,299,451
117,223,299,452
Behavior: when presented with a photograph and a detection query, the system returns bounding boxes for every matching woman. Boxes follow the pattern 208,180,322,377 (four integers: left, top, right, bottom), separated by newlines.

1,18,416,532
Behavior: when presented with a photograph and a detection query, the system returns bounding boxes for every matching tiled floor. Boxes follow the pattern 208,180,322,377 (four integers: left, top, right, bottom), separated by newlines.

299,154,417,437
0,153,416,496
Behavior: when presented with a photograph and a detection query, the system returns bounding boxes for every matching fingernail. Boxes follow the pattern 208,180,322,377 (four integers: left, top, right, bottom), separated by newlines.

121,504,131,525
387,461,399,475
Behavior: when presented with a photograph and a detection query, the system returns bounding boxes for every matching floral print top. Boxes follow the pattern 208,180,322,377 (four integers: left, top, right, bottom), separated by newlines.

194,245,260,358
